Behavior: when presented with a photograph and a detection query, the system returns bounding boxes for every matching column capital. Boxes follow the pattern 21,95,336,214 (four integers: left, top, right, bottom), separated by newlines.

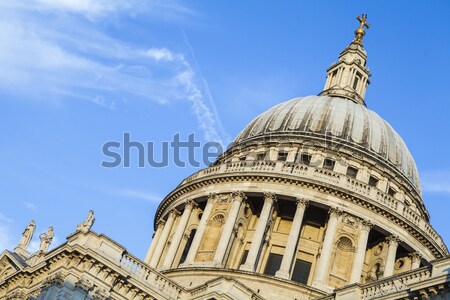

169,209,181,218
263,192,277,205
207,193,217,203
296,198,309,208
386,235,401,246
360,219,373,231
232,191,247,203
408,251,422,262
185,199,197,210
328,207,343,218
156,219,166,229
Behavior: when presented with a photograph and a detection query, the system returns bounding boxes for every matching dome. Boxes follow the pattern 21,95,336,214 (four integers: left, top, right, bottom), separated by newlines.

233,95,421,193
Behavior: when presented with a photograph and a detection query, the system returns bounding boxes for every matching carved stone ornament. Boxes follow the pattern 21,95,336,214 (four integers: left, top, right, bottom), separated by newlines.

75,277,94,292
263,192,277,204
341,213,362,228
328,207,343,217
77,210,95,233
17,220,36,250
38,227,54,253
296,198,309,208
386,235,402,246
232,191,247,203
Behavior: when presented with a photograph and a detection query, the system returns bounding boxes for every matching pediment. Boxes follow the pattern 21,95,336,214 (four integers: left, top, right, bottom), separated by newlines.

0,251,26,281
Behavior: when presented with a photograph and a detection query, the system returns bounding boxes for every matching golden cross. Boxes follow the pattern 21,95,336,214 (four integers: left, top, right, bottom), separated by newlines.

357,14,370,30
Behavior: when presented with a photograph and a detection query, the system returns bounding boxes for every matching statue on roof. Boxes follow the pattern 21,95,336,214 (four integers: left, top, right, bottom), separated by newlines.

39,227,54,253
17,220,36,250
76,210,95,233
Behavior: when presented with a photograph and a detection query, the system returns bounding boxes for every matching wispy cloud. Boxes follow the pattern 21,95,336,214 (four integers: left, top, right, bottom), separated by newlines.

114,189,162,203
23,202,37,211
0,0,227,144
421,170,450,194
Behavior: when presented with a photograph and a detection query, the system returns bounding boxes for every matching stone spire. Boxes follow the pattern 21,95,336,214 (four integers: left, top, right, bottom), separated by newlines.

319,14,371,106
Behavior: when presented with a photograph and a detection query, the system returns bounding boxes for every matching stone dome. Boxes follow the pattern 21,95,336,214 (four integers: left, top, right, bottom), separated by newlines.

233,95,421,193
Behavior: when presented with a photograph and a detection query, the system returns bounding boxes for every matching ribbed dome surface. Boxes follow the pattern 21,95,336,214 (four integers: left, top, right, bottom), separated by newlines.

234,96,421,193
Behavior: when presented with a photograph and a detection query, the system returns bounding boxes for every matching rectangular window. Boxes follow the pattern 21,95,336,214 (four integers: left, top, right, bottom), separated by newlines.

353,76,360,90
346,166,358,179
240,250,249,267
278,151,288,161
264,253,283,276
257,153,266,161
323,158,335,171
300,154,311,165
368,176,379,187
388,187,396,197
291,259,312,284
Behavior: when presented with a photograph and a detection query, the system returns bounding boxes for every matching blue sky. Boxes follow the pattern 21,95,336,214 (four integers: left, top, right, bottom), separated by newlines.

1,1,449,259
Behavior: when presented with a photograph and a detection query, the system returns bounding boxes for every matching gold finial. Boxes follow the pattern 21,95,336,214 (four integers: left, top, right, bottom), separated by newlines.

353,14,370,44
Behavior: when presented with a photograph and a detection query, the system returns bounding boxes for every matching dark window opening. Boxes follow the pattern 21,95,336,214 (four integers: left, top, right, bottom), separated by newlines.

278,151,288,161
264,253,283,276
240,250,249,267
323,158,335,171
239,156,246,161
368,176,379,187
353,76,360,90
346,166,358,179
179,229,196,265
300,154,311,165
257,153,266,161
291,259,312,284
388,187,396,197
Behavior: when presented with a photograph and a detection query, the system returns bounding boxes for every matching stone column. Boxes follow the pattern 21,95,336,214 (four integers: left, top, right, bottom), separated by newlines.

384,235,400,277
240,192,277,272
275,198,308,279
144,219,166,264
181,194,216,266
409,252,422,270
313,207,342,287
213,192,246,266
349,220,372,283
161,200,196,270
149,209,179,268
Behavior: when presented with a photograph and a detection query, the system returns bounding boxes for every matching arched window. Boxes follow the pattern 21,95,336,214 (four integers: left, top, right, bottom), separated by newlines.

179,229,196,265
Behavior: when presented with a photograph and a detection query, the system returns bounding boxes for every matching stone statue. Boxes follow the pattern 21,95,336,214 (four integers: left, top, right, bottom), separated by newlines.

39,227,54,253
17,220,36,250
76,210,95,233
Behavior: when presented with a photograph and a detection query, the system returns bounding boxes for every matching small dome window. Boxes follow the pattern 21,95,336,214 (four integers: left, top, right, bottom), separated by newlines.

368,176,379,187
346,166,358,179
257,152,266,161
323,158,335,171
300,154,311,165
388,187,397,197
277,151,288,162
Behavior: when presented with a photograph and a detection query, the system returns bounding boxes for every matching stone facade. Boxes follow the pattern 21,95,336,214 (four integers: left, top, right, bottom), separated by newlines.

1,14,450,300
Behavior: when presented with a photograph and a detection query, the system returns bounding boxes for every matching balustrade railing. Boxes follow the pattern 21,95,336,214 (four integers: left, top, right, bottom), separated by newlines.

178,160,446,254
361,267,431,299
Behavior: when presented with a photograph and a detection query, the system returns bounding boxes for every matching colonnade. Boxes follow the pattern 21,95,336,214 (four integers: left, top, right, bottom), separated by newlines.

145,192,422,286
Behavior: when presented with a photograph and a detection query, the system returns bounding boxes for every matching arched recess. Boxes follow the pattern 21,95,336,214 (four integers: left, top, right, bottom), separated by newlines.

178,225,197,266
328,235,356,287
365,258,384,283
226,219,247,268
196,212,226,262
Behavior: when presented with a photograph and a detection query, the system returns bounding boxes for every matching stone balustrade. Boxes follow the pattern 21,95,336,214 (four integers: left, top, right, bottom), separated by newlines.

360,267,432,299
178,160,448,256
119,252,183,299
